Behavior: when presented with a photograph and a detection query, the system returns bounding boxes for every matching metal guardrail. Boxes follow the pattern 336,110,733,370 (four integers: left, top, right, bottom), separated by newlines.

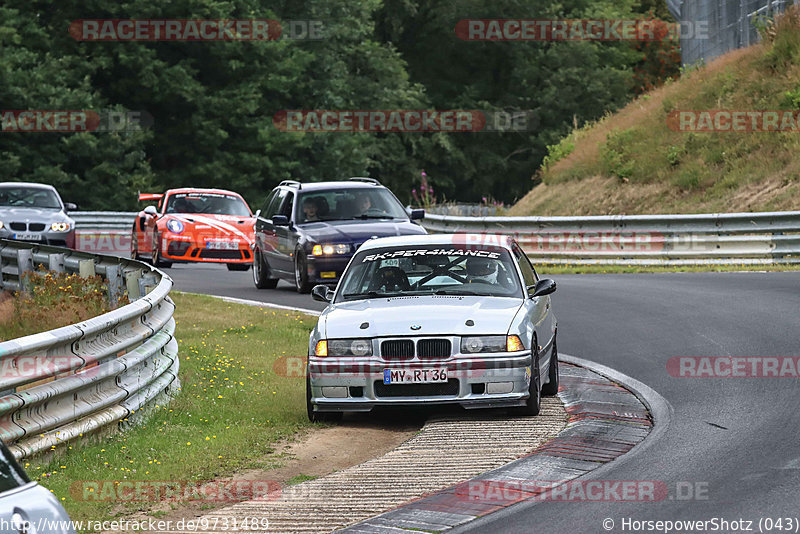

69,209,800,265
0,240,179,459
420,210,800,265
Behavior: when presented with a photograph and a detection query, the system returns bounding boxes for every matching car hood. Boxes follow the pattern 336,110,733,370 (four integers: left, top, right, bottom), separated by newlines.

303,220,426,244
167,213,254,241
0,206,72,223
321,295,523,338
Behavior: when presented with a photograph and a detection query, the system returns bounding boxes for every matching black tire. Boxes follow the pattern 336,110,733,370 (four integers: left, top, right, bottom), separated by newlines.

541,334,559,397
152,233,172,268
294,250,313,293
306,376,342,423
226,263,250,272
510,347,541,416
253,249,279,289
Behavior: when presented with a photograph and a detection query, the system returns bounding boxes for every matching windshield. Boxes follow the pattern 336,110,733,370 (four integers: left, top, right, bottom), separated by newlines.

0,186,62,209
337,245,523,302
164,192,251,216
297,188,408,223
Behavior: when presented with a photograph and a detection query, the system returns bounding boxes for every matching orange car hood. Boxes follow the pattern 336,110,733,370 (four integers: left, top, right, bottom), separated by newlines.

167,213,254,242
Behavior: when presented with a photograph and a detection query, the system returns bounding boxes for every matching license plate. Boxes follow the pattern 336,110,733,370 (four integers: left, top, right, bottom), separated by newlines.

14,233,41,241
206,241,239,250
383,368,447,384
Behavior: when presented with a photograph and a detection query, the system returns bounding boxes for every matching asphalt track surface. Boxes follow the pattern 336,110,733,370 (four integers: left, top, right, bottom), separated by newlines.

168,263,800,533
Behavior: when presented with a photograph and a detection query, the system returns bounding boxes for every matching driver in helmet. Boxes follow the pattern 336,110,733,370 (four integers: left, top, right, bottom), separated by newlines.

465,256,498,285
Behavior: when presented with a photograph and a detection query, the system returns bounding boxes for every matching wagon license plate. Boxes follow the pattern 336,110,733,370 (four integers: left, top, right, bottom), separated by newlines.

383,368,447,384
206,241,238,250
14,233,41,241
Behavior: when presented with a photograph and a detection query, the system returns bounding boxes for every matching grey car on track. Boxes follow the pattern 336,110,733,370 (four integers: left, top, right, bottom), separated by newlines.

306,233,559,421
0,182,77,248
0,440,74,533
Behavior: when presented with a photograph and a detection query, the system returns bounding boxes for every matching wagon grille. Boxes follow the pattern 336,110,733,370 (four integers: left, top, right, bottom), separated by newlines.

417,339,451,360
380,340,414,361
374,379,459,397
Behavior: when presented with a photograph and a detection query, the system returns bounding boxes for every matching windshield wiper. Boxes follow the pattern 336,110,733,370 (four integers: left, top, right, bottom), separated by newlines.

433,289,494,297
342,291,404,300
349,215,395,220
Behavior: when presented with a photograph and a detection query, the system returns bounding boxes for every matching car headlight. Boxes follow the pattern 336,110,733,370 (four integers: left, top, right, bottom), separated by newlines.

0,221,4,230
461,335,525,354
50,222,70,232
166,219,184,234
312,243,350,256
316,338,372,357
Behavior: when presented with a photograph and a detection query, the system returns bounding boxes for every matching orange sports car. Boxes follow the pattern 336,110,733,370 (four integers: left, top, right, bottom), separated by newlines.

131,188,255,270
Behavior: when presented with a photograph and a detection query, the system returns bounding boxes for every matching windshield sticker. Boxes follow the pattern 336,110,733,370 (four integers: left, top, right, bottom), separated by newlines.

172,192,235,199
362,249,501,262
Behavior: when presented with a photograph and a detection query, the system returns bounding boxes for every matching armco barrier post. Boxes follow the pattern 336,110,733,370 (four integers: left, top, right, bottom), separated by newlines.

17,249,33,291
48,253,65,273
126,269,142,300
105,264,123,306
79,259,96,278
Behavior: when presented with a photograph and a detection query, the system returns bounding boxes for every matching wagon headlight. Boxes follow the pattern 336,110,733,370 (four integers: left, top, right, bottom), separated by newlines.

166,219,184,234
312,243,349,256
461,335,525,353
317,338,372,357
50,222,70,232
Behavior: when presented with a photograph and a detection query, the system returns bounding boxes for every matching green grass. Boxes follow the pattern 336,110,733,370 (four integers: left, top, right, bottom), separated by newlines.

27,292,315,526
285,473,317,486
511,7,800,217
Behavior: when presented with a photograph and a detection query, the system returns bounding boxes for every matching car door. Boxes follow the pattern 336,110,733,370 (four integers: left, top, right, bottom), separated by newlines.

511,242,555,370
140,197,163,255
258,188,288,273
273,191,298,273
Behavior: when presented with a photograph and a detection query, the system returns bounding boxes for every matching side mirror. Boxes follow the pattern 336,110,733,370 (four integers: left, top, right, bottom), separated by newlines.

311,285,334,303
410,209,425,221
271,215,290,226
64,202,78,212
529,278,557,298
254,209,261,219
143,206,158,217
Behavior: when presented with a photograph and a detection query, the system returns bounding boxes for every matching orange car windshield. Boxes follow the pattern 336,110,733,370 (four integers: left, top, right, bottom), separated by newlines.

164,193,250,216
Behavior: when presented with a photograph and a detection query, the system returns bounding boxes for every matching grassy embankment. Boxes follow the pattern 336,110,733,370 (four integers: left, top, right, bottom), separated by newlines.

511,7,800,217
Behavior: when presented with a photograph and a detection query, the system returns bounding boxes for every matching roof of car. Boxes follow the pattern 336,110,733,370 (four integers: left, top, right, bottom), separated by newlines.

357,233,513,252
278,180,384,192
0,182,57,191
164,188,244,197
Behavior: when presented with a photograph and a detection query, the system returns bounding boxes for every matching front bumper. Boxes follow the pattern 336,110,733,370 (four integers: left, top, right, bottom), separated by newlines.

0,229,75,249
161,235,252,264
308,352,532,412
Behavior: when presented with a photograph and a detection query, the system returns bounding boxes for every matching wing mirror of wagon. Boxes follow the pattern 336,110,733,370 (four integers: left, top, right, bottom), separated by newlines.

271,215,290,226
311,285,334,303
410,209,425,220
529,278,557,298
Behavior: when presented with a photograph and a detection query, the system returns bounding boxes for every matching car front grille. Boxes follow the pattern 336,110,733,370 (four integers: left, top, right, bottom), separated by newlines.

374,379,459,397
9,222,26,231
29,223,46,231
417,339,451,360
380,340,414,361
198,249,244,260
168,241,191,256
